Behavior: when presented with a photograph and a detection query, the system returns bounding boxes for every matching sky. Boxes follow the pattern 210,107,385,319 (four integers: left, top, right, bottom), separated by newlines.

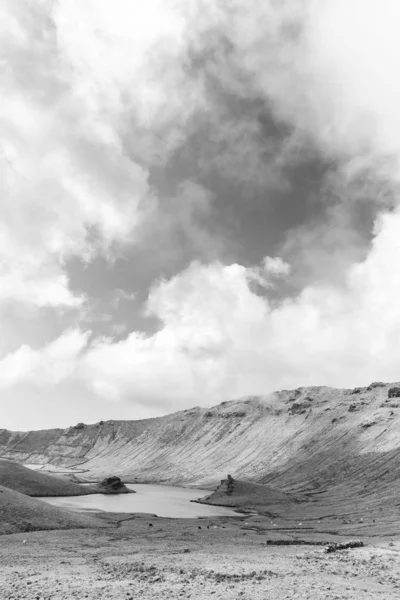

2,0,400,430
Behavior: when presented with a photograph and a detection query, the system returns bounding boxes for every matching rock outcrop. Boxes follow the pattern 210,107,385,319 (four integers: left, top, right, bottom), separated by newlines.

388,387,400,398
93,475,134,494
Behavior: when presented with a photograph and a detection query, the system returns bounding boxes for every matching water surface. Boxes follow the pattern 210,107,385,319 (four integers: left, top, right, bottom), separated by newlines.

40,484,242,518
24,464,44,470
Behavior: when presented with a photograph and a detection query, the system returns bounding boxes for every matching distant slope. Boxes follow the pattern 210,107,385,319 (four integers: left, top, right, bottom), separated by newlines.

2,382,400,507
0,460,97,497
0,485,103,535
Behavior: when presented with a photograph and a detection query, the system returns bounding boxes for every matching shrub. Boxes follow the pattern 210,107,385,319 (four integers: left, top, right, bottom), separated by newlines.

288,402,309,415
367,382,385,391
361,420,376,429
325,541,364,553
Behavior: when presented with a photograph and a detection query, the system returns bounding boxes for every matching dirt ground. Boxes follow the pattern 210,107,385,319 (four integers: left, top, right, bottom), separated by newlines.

1,514,400,600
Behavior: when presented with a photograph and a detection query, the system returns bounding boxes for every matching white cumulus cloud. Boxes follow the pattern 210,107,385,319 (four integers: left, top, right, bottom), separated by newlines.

0,329,89,390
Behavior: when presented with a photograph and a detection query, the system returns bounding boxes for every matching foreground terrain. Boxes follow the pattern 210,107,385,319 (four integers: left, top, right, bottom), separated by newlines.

1,515,400,600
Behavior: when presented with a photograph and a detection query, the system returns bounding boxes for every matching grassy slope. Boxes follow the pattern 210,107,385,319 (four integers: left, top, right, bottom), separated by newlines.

196,478,298,513
0,460,97,497
0,484,104,535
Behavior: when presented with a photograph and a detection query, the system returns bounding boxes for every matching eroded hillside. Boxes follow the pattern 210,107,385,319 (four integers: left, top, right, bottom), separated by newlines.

2,382,400,503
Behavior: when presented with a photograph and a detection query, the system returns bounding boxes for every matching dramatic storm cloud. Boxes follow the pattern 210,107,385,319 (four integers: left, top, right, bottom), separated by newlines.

2,0,400,429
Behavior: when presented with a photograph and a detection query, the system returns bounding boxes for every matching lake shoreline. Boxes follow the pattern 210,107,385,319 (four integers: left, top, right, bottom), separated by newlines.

38,483,246,519
24,463,216,492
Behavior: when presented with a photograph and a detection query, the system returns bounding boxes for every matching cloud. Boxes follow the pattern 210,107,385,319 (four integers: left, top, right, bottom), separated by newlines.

280,202,372,289
0,329,89,390
136,181,228,270
76,213,400,406
5,0,400,423
3,0,388,315
0,1,153,310
78,209,400,400
262,257,291,278
53,0,207,163
3,207,400,412
227,0,400,192
184,0,400,292
4,0,400,312
112,290,137,309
